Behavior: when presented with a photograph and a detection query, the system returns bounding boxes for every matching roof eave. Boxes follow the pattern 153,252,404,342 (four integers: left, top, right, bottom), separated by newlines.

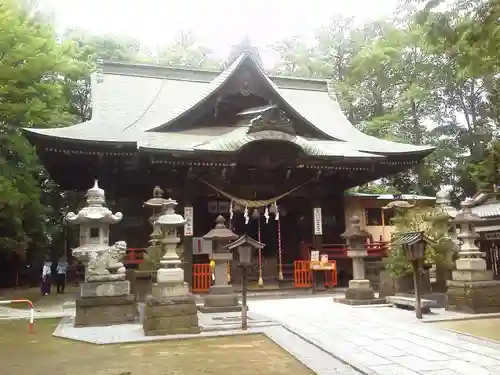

138,145,386,161
22,128,137,148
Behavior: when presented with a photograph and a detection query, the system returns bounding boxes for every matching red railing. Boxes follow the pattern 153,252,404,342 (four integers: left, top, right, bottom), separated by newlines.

301,239,389,260
123,248,146,265
293,260,338,288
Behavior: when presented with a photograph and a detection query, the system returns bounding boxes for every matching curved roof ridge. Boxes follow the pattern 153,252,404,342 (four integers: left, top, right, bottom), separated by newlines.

194,126,384,158
144,54,246,132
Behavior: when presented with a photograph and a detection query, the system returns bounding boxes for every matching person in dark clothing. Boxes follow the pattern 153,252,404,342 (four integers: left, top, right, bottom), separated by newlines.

41,259,52,296
56,255,68,294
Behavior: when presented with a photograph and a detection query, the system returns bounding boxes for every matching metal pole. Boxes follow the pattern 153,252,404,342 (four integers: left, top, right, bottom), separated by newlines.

413,260,422,319
241,266,248,330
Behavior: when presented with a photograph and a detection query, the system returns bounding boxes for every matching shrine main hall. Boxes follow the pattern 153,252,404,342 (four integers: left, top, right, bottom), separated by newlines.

23,41,434,288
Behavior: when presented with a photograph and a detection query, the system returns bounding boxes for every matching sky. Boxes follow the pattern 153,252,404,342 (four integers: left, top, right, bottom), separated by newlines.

41,0,401,67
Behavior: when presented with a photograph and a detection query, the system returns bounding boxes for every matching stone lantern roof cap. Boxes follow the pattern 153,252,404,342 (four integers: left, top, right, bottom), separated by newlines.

453,197,484,224
65,180,123,225
341,216,371,240
203,215,238,241
156,198,186,227
225,234,265,250
144,186,169,208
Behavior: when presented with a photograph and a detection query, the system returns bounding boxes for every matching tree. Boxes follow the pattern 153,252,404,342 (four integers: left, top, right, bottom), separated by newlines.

0,0,79,258
157,31,222,70
471,140,500,198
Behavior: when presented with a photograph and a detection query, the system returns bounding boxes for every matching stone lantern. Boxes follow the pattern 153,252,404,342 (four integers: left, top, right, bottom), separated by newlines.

200,215,239,312
65,180,135,327
447,197,500,313
453,198,488,281
140,187,169,271
133,187,169,301
335,216,384,305
144,186,168,227
142,198,200,336
65,180,124,280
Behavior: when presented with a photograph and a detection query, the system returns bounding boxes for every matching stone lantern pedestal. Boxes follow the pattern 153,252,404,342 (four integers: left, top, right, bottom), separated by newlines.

335,216,385,305
200,216,240,313
142,198,200,336
66,181,136,327
447,198,500,313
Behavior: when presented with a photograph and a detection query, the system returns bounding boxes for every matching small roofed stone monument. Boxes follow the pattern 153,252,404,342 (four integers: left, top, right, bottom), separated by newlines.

335,216,385,305
446,198,500,313
200,215,240,313
142,198,200,335
67,180,136,327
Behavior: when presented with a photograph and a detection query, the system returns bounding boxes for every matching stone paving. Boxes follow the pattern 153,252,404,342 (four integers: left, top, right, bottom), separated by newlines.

248,296,500,375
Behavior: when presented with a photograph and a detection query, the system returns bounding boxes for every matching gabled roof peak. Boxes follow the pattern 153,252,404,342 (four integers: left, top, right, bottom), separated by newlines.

226,36,263,68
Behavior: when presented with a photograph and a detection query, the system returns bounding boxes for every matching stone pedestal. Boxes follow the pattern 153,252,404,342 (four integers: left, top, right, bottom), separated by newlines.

345,279,376,300
141,198,200,336
143,286,200,336
447,280,500,313
200,253,240,313
75,280,136,327
337,278,385,305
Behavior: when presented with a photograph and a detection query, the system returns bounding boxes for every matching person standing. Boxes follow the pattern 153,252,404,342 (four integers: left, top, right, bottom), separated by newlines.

56,255,68,294
41,258,52,296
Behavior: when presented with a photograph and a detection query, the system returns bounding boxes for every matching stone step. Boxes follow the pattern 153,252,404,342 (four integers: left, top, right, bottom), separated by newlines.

386,295,435,313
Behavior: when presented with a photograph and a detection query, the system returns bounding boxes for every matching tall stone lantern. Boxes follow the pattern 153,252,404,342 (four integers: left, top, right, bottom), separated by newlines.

200,215,240,313
141,187,169,271
133,187,169,302
66,180,123,280
142,198,200,336
335,216,384,305
447,197,500,313
66,180,136,327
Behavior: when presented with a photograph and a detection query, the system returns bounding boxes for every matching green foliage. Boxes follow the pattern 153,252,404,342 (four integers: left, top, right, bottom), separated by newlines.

385,206,454,276
471,140,500,198
271,0,500,199
0,0,80,257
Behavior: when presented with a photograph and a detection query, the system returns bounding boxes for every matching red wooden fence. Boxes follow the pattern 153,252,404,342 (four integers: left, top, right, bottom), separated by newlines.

192,263,211,293
293,260,338,288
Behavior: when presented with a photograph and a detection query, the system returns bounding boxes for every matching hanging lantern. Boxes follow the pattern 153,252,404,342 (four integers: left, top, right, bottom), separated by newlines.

252,208,260,220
